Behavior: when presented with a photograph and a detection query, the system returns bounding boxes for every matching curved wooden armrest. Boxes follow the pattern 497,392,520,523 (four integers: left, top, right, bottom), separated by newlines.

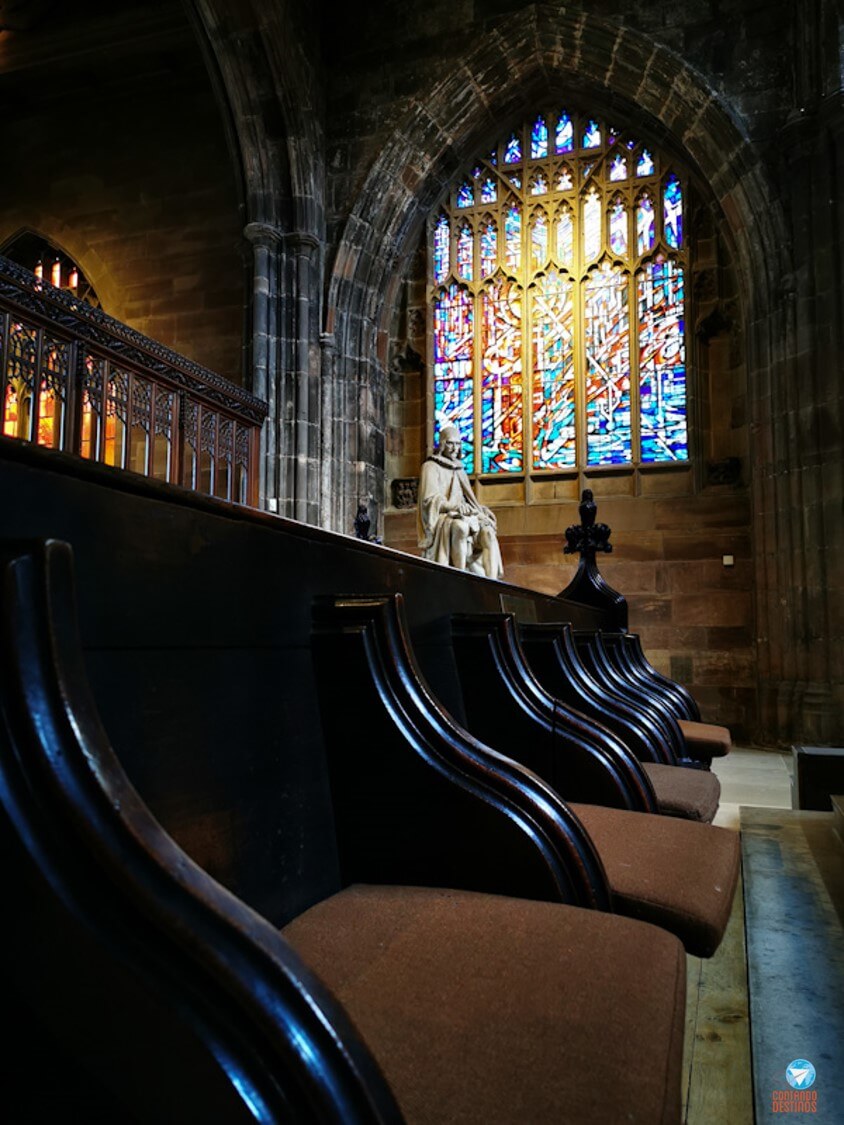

0,540,402,1124
450,612,658,813
312,594,611,911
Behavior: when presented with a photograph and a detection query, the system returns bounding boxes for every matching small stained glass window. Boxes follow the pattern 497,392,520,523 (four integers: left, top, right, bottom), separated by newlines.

609,197,628,256
582,119,601,149
531,116,549,159
531,212,549,267
637,149,655,176
504,134,522,164
530,172,549,196
481,177,497,204
555,112,574,153
457,222,473,280
456,180,474,208
636,195,655,255
480,220,497,277
433,214,450,283
609,153,627,182
664,175,683,248
557,165,574,191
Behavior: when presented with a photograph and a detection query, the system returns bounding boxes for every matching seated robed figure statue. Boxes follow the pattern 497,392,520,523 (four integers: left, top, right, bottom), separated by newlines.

417,425,504,579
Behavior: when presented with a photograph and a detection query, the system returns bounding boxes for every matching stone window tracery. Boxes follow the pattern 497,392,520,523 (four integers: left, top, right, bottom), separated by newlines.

428,108,689,475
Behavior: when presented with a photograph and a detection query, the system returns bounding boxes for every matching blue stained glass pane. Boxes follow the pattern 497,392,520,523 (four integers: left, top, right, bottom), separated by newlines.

531,116,549,159
481,177,497,203
433,214,449,283
530,172,548,196
433,284,475,473
555,113,573,153
480,220,497,277
584,264,632,465
480,278,523,472
508,175,522,189
582,119,601,149
636,195,655,255
504,134,522,164
609,198,628,256
638,261,688,462
457,223,473,280
472,165,483,178
456,180,474,208
637,149,655,176
664,175,683,248
532,271,575,468
489,148,497,166
505,204,521,271
609,153,627,181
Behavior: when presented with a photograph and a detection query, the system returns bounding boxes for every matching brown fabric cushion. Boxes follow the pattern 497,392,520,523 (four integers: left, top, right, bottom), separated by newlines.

678,718,732,757
642,761,721,822
283,884,685,1125
570,803,740,957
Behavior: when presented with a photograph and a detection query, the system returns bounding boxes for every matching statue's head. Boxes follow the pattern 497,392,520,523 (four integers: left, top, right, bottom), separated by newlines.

437,424,462,461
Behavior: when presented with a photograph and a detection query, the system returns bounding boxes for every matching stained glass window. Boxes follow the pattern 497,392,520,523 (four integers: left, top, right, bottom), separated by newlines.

531,212,549,267
638,261,688,462
531,116,549,159
429,109,689,474
504,134,522,164
480,219,498,277
433,283,475,472
505,203,521,271
433,214,450,283
457,222,473,280
555,113,573,153
636,194,655,255
609,196,628,257
584,264,631,465
480,279,523,472
532,271,575,468
663,174,683,248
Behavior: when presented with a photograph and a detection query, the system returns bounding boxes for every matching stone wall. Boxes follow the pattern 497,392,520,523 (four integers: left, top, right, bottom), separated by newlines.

0,1,245,383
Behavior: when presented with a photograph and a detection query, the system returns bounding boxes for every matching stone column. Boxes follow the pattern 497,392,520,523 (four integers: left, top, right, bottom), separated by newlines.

285,230,322,526
243,221,284,513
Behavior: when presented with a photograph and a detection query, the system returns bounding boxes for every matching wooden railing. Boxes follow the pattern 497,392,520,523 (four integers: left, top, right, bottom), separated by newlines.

0,255,267,506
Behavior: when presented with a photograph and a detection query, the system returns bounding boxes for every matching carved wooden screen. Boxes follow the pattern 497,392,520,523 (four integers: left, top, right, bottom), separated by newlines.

429,109,689,476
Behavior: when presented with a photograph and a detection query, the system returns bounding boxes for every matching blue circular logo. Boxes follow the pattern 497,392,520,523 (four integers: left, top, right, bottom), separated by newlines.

785,1060,816,1090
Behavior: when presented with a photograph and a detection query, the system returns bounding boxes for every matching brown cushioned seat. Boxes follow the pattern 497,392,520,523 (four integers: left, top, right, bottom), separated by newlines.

570,803,740,957
678,718,732,758
642,761,721,822
283,884,686,1125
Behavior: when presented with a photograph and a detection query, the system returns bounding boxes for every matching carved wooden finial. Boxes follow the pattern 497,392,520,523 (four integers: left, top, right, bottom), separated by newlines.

563,490,613,556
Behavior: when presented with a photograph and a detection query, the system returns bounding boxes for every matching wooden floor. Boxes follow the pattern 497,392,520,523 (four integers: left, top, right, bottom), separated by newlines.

683,747,792,1125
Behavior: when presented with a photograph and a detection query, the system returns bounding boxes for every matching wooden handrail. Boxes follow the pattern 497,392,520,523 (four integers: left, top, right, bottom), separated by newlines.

0,255,267,505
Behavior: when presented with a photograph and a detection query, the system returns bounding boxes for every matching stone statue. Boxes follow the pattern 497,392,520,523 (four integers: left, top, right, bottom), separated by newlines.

417,425,504,579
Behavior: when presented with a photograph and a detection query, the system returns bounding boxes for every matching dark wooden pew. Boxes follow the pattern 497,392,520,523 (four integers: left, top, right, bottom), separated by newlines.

1,539,691,1123
314,594,739,957
450,613,721,823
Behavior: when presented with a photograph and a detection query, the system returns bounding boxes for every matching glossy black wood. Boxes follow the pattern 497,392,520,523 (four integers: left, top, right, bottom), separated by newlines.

571,631,685,765
449,612,659,812
614,633,701,722
558,489,628,630
583,633,693,764
311,594,612,912
519,622,674,765
0,437,602,928
0,540,403,1124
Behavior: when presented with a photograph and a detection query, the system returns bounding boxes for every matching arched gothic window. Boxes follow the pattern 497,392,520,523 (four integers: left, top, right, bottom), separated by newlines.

429,109,689,475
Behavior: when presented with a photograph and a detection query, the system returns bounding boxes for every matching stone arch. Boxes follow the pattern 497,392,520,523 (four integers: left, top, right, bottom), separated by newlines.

190,0,326,521
0,222,122,317
325,2,789,537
